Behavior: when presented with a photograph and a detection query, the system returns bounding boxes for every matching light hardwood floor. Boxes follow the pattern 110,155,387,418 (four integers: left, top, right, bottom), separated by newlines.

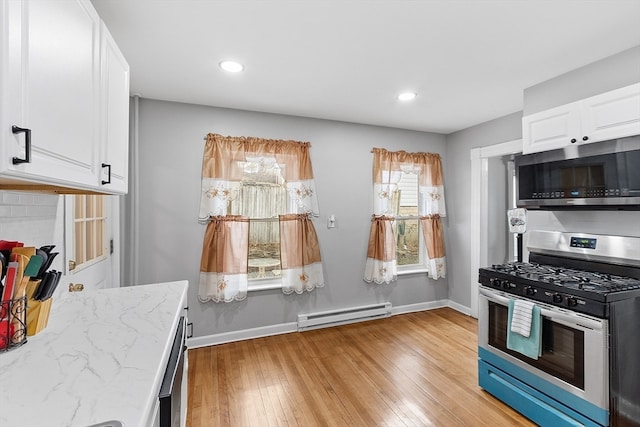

186,307,535,427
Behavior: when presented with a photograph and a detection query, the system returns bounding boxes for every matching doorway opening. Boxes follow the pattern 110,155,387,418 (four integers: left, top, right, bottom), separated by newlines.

469,139,522,318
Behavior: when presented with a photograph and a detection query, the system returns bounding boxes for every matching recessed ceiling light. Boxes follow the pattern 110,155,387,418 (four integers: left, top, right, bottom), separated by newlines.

397,92,417,101
219,60,244,73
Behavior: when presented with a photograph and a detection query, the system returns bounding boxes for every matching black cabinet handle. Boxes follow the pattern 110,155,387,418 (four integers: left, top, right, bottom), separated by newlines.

12,125,31,164
101,163,111,185
570,138,577,143
582,136,589,141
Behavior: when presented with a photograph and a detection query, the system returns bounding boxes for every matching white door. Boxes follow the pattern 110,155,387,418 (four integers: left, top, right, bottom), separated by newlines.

64,194,119,292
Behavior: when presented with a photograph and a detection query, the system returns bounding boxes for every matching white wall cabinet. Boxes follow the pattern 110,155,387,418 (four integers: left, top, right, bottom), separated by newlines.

0,0,129,194
100,22,130,193
522,83,640,154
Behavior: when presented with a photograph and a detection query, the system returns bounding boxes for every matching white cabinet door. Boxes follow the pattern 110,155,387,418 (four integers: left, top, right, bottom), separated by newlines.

580,83,640,143
3,0,101,188
99,23,130,194
523,83,640,154
522,103,581,154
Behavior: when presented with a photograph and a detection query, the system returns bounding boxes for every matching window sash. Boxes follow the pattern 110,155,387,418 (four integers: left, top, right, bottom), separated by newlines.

73,195,106,268
394,216,427,272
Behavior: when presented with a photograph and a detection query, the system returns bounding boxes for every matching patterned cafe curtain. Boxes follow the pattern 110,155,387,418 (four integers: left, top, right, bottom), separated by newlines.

364,148,447,284
198,134,324,302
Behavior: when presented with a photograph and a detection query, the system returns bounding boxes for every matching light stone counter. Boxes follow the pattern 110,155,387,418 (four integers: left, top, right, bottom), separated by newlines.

0,280,189,427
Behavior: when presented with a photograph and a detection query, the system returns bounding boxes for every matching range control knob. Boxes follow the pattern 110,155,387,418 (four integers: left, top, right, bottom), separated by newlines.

552,293,563,303
566,297,578,307
502,281,513,290
489,278,502,288
525,286,536,296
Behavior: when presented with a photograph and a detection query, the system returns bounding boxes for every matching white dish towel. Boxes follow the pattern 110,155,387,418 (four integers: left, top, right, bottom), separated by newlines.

510,299,536,337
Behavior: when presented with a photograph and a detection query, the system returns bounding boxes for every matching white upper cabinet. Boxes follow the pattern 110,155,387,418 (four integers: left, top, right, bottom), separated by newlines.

0,0,129,194
100,22,130,194
522,103,581,154
522,83,640,154
579,83,640,143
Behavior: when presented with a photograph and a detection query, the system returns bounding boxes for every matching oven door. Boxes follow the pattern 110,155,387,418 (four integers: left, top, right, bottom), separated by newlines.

478,286,609,424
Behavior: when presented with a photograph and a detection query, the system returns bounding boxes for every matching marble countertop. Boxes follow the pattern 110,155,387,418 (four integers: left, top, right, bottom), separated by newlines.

0,280,188,427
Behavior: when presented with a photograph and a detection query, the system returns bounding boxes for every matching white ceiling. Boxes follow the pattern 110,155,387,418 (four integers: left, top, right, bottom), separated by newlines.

91,0,640,134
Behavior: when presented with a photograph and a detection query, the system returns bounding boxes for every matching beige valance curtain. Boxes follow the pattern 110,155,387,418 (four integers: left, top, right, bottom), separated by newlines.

364,148,447,283
198,133,324,302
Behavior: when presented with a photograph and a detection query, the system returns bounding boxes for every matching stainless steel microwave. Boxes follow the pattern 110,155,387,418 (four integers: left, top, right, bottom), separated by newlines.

515,135,640,209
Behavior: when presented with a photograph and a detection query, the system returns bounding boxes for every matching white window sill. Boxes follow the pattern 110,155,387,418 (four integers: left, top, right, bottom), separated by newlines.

397,267,429,276
247,268,429,291
248,280,282,292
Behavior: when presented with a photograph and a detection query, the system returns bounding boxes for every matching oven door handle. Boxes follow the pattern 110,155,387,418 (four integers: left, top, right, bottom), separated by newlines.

479,287,606,331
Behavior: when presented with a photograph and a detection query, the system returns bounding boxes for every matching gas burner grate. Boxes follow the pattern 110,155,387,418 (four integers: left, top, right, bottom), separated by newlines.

487,262,640,295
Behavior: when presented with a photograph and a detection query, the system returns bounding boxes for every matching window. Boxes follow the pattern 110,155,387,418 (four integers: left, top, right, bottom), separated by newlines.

390,172,425,270
198,133,324,303
229,158,285,280
71,194,106,268
364,148,447,284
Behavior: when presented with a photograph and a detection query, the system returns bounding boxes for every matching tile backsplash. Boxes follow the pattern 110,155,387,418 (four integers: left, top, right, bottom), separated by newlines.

0,190,64,250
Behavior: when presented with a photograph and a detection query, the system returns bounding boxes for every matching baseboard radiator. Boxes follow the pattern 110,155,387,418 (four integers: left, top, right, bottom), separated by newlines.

297,302,392,331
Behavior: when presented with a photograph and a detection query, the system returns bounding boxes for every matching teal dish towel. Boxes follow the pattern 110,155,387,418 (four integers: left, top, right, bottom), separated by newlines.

506,299,542,360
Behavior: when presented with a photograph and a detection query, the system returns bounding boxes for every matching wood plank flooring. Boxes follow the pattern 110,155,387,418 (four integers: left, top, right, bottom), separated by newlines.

186,308,535,427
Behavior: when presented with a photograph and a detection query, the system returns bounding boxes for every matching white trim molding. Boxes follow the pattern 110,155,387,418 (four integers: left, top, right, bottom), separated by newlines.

188,322,298,349
469,139,522,319
187,299,471,349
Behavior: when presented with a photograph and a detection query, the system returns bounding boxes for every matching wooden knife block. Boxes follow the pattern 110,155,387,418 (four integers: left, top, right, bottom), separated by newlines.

26,297,53,336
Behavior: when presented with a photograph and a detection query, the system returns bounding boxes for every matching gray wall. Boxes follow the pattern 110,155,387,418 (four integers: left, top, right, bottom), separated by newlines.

487,156,510,265
133,99,448,338
524,45,640,115
443,112,523,308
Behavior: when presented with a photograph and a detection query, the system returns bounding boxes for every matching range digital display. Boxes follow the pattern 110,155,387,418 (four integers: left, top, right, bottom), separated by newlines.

570,237,597,249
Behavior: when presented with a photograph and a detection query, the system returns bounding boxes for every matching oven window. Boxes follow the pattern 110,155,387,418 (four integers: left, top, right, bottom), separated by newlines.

488,301,585,389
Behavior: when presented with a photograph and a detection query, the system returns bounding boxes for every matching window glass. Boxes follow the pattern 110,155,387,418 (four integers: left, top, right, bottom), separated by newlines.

393,172,423,268
229,158,286,280
73,195,106,268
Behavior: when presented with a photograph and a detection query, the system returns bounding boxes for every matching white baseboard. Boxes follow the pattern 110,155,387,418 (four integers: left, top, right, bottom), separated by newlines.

390,299,449,315
447,299,473,316
187,299,473,349
188,322,298,349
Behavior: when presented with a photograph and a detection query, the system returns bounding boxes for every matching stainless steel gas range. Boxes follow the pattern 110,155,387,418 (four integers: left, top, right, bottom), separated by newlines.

478,230,640,427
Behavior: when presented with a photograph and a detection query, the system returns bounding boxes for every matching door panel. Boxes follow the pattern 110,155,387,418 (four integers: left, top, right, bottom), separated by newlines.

64,194,116,293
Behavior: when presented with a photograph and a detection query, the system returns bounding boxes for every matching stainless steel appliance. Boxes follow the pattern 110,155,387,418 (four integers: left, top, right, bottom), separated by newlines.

159,316,187,427
515,136,640,209
478,230,640,427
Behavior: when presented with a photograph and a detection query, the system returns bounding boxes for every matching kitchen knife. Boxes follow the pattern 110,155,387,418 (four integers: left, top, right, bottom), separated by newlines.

32,272,52,301
34,271,60,301
41,271,62,300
